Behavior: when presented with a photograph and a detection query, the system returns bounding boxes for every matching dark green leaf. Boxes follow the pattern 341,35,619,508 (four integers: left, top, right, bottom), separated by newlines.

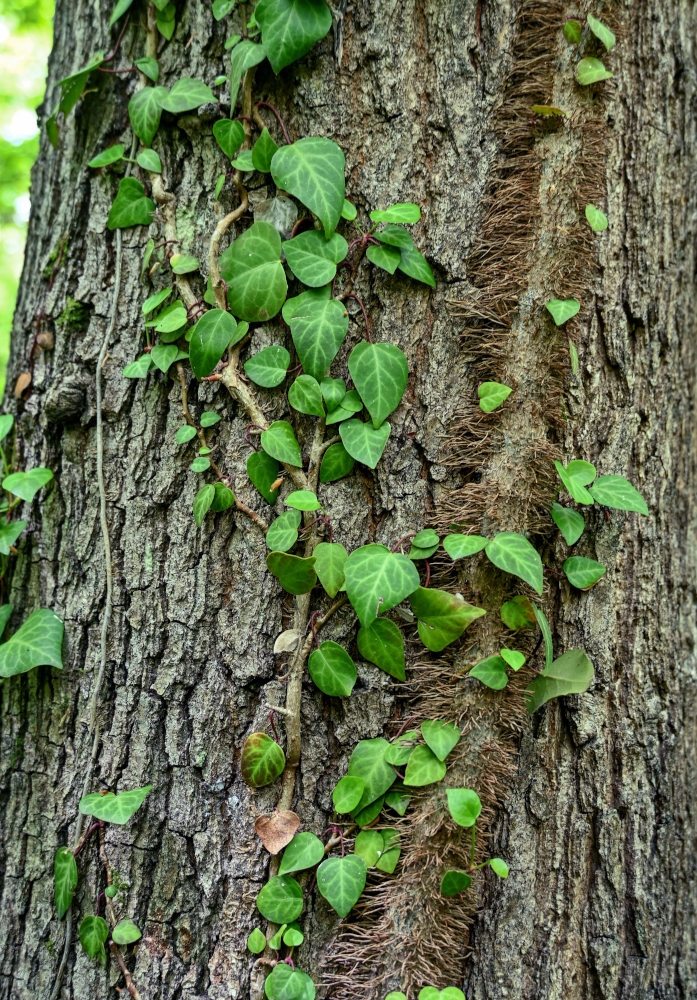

213,118,246,159
79,915,109,964
485,532,543,594
348,341,408,428
409,586,486,652
397,244,436,287
193,484,215,526
266,551,317,594
88,145,124,168
309,641,356,697
563,18,582,43
366,243,401,274
189,309,239,377
376,224,414,249
219,221,287,322
211,482,235,512
344,543,420,627
316,854,367,917
563,555,606,590
241,732,286,786
256,0,332,73
289,375,324,417
319,442,355,483
279,832,325,875
107,178,155,230
332,775,365,813
247,451,281,503
289,297,349,380
271,137,345,238
150,344,186,372
54,848,78,919
0,608,64,678
384,789,410,815
252,127,279,172
356,618,405,680
470,654,508,690
256,875,303,923
526,648,594,713
244,345,290,387
261,421,303,466
440,870,472,897
283,230,348,287
351,794,385,827
421,720,460,761
550,502,585,545
128,87,168,147
320,376,346,411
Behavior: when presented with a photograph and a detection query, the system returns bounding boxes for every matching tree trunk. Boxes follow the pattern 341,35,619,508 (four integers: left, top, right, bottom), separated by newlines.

0,1,695,1000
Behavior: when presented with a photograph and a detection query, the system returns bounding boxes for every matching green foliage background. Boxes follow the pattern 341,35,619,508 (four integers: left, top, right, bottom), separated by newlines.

0,0,54,392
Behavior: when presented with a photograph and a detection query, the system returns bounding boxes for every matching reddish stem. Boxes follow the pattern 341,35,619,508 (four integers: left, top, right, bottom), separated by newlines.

348,294,372,342
255,101,292,144
424,560,431,587
289,216,313,240
269,709,279,741
73,820,103,857
390,532,416,553
103,16,130,64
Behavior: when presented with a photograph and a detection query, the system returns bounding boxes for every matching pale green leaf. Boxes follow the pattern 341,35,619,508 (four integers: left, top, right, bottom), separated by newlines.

563,555,606,589
526,648,594,712
478,381,512,412
79,785,152,824
485,532,543,594
339,419,390,468
0,608,64,678
447,787,482,827
316,854,366,918
588,474,648,514
545,298,580,325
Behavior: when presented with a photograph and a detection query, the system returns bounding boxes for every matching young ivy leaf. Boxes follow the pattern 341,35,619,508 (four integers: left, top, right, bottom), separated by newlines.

396,244,436,287
545,298,580,326
79,915,109,964
587,13,616,51
189,309,240,379
193,484,215,527
252,127,279,172
526,648,594,713
0,521,26,556
285,490,321,511
176,424,199,443
563,18,582,43
137,149,162,173
370,202,421,224
213,118,246,160
316,854,367,918
266,552,318,594
500,648,526,671
128,86,168,147
588,475,649,514
489,857,509,878
341,198,357,220
158,78,216,114
478,381,512,413
484,532,543,595
3,468,53,502
308,641,357,697
219,221,287,322
344,544,420,627
241,732,286,786
247,928,267,954
289,297,349,379
501,595,536,630
261,421,303,467
409,586,486,652
440,870,472,897
265,964,316,1000
283,230,348,287
244,345,290,388
421,720,460,762
332,775,365,814
54,848,78,920
112,918,142,946
442,533,487,560
271,137,346,238
550,502,585,545
110,0,135,26
256,0,332,73
88,145,124,168
348,342,408,428
278,832,325,876
585,204,608,232
554,459,596,504
339,419,391,469
576,57,613,85
135,56,159,82
79,785,153,824
289,375,324,417
313,541,348,597
266,510,302,552
470,654,509,690
366,243,401,275
0,608,64,678
347,738,395,813
403,745,446,787
563,556,606,590
447,787,482,827
107,178,155,230
256,875,304,923
229,40,266,109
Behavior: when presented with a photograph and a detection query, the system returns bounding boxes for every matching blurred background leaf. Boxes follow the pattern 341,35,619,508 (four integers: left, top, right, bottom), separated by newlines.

0,0,54,393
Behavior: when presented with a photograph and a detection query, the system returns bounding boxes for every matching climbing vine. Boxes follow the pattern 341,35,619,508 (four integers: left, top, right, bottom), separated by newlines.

23,3,651,999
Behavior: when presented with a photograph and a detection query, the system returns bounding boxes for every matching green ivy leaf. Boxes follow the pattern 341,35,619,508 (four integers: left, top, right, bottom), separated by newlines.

375,828,401,873
344,543,420,627
447,787,482,827
341,198,357,220
266,551,317,594
213,118,246,159
332,775,365,814
442,533,487,560
285,489,321,511
143,289,171,315
241,732,286,786
135,56,159,82
313,541,347,597
348,342,408,428
200,411,221,427
0,521,26,555
554,459,596,504
409,529,439,558
0,608,64,678
370,203,421,224
352,795,385,827
550,502,585,545
478,381,512,413
289,297,349,380
484,532,543,594
266,510,302,551
501,595,536,630
170,252,198,274
409,586,486,652
489,857,509,878
189,309,240,378
279,832,325,876
316,854,367,918
54,848,78,920
247,451,281,504
159,77,216,113
219,221,287,322
533,602,553,669
421,720,460,761
244,345,291,387
261,421,303,466
107,177,155,230
252,127,279,172
545,298,580,325
587,13,616,51
318,442,354,483
385,789,410,816
500,648,525,671
148,301,188,333
88,144,124,168
347,738,394,812
283,284,331,321
256,0,332,73
356,618,405,680
563,18,582,43
324,388,362,425
440,870,472,897
123,355,154,378
470,654,508,690
3,468,53,502
150,344,187,372
308,641,357,697
396,244,436,287
376,224,414,249
403,745,446,786
79,785,152,823
366,243,401,274
193,484,215,527
229,40,266,109
128,86,168,146
283,230,348,287
526,648,594,713
213,0,237,19
289,375,324,417
211,482,235,512
0,414,14,442
563,555,606,590
110,0,135,26
321,376,346,410
585,203,608,232
112,918,142,945
137,149,162,173
576,56,613,85
257,875,304,923
265,962,316,1000
283,923,304,947
588,474,649,514
271,137,345,238
79,915,109,964
339,419,390,469
248,928,267,954
354,829,383,867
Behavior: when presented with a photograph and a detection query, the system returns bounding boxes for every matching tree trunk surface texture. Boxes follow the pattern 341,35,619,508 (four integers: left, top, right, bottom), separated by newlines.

0,2,695,1000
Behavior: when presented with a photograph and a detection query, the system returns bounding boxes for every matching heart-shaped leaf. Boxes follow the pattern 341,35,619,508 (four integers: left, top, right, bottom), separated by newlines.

134,55,159,81
3,468,53,502
470,654,508,690
213,118,246,159
485,532,543,594
526,648,594,713
247,451,281,504
137,148,162,173
279,832,325,876
563,555,606,590
252,127,279,172
585,203,608,232
344,543,420,627
576,56,613,85
123,355,154,378
409,587,486,652
320,376,346,410
54,848,78,919
443,533,487,560
193,484,215,527
289,297,349,380
271,137,345,237
89,144,124,168
128,86,168,146
244,345,290,387
347,738,394,812
285,490,320,511
219,221,287,322
550,502,585,545
478,381,512,413
0,521,24,555
79,915,109,964
267,510,302,551
248,928,267,954
319,442,355,482
554,459,595,504
366,243,401,274
332,775,365,814
440,870,472,897
308,641,357,696
112,918,142,945
158,77,216,113
150,344,186,372
256,875,304,923
265,962,316,1000
0,607,64,678
316,854,367,918
189,309,240,378
500,648,526,671
266,552,317,594
545,298,580,325
370,202,420,224
447,787,482,827
348,342,408,428
403,745,446,786
229,40,266,109
79,785,152,824
354,829,383,867
421,720,460,761
241,733,286,786
396,244,435,287
339,419,391,468
283,230,348,287
313,541,347,597
107,178,155,229
257,0,332,73
500,595,536,629
356,617,405,680
261,421,303,466
588,474,648,514
289,375,324,416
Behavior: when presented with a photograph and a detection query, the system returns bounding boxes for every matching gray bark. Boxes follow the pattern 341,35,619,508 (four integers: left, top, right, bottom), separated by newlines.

0,1,694,1000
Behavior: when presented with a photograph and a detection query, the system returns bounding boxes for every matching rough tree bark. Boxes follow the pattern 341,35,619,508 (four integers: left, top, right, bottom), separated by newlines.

0,2,695,1000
